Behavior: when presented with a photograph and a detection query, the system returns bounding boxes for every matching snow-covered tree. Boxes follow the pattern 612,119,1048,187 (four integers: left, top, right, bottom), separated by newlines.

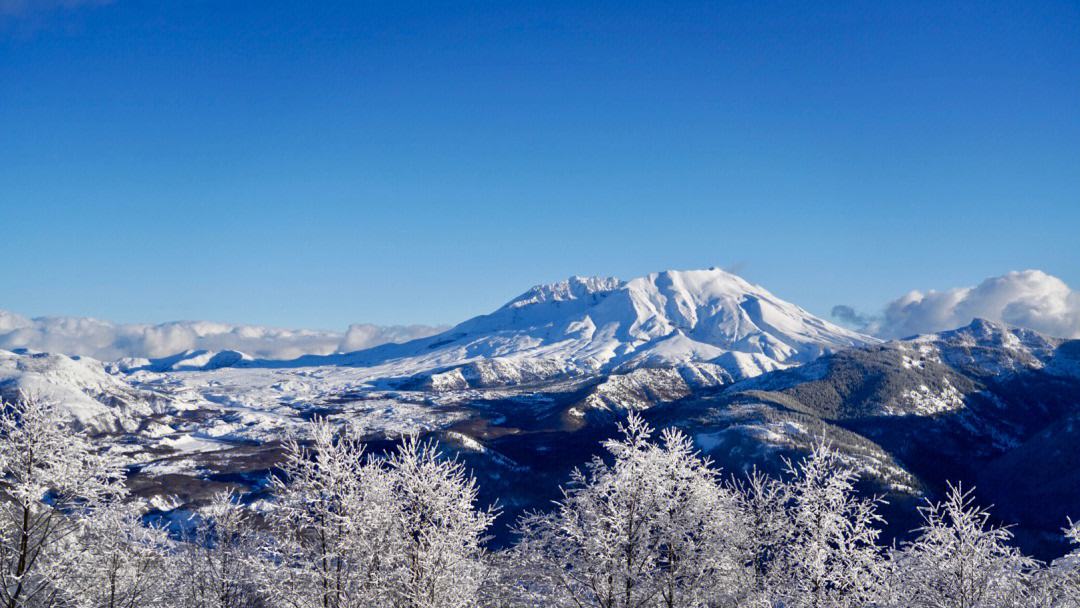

727,468,790,605
264,419,494,608
767,442,888,608
890,483,1037,608
646,428,747,608
0,395,126,608
263,420,392,608
1026,519,1079,608
1051,519,1080,605
381,434,496,608
55,501,171,608
173,490,264,608
508,414,746,608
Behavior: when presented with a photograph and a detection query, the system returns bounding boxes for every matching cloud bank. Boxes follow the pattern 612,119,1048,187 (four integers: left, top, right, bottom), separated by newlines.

834,270,1080,339
0,311,447,361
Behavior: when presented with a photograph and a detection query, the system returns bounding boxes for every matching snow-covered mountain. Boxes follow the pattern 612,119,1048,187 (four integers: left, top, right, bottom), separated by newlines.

908,317,1070,377
112,349,255,373
329,268,874,389
0,349,171,433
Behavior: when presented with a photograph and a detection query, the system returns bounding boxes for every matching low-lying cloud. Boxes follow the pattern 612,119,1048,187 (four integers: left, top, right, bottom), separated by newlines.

0,311,447,361
833,270,1080,339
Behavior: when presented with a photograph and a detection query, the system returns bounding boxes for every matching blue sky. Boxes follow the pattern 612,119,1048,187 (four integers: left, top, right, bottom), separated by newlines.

2,1,1078,329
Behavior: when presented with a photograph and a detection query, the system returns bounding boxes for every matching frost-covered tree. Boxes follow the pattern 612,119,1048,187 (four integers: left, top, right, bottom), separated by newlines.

890,483,1037,608
263,420,392,608
1023,519,1078,608
173,490,264,608
1048,519,1080,606
381,434,496,608
645,428,746,608
509,414,745,608
767,442,888,608
264,420,494,608
0,395,126,608
727,468,790,605
55,501,171,608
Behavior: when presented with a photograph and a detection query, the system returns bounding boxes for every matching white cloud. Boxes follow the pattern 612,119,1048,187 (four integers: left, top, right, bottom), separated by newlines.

0,312,447,361
339,323,445,353
840,270,1080,339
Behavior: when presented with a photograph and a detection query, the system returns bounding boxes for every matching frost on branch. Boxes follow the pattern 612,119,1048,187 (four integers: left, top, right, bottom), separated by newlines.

262,419,495,608
767,442,889,608
172,490,265,608
1040,519,1080,608
506,414,749,608
0,395,128,608
56,500,172,608
889,482,1038,608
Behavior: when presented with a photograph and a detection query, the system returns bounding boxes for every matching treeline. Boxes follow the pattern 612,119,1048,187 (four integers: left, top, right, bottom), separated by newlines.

0,396,1078,608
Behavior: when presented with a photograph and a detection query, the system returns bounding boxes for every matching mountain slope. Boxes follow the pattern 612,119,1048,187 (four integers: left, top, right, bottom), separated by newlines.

663,319,1080,557
0,349,169,433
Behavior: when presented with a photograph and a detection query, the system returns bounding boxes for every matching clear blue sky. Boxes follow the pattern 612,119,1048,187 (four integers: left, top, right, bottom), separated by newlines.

2,1,1077,329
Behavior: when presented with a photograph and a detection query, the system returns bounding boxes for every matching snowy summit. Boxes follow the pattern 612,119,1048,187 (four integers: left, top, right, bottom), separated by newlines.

333,268,874,388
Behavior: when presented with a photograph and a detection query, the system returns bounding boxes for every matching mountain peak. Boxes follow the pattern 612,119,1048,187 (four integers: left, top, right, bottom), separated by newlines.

635,267,767,300
907,317,1063,376
933,317,1052,345
653,266,753,283
504,275,623,310
966,317,1003,332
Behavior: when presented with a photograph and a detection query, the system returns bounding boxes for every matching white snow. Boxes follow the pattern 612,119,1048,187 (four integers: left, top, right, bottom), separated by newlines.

0,350,159,433
896,380,965,416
